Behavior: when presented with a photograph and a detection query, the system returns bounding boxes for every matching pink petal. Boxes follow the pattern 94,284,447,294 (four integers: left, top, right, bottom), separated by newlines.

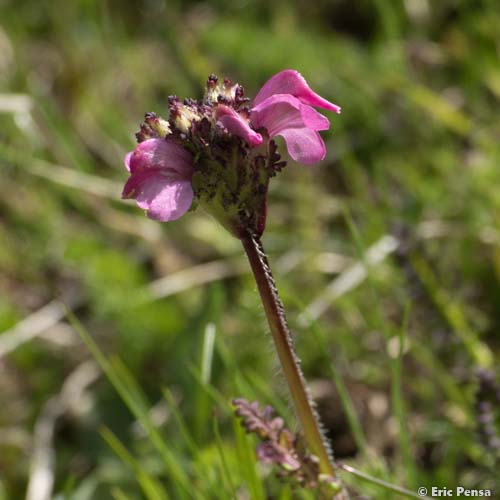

300,104,330,131
123,169,160,199
124,152,132,172
123,169,193,221
216,104,263,146
251,95,327,165
254,69,341,113
128,138,193,178
251,94,329,135
279,128,326,165
122,138,194,221
251,94,303,133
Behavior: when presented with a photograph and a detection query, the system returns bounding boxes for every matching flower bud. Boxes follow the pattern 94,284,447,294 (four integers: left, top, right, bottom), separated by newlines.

169,98,202,134
204,74,242,106
135,112,171,142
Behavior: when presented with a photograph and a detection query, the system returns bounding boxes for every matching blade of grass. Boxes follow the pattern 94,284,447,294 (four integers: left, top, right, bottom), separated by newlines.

342,208,394,341
307,311,368,455
214,333,289,418
339,463,433,500
68,311,195,499
232,415,266,500
62,474,77,499
161,387,199,456
214,334,257,396
100,426,169,500
193,323,217,442
0,142,121,199
277,486,293,500
291,292,368,456
185,366,265,498
201,323,216,385
212,417,237,499
107,356,153,411
109,357,206,500
342,209,423,490
187,364,231,411
111,487,132,500
390,302,417,488
405,82,472,136
410,254,493,368
410,342,471,417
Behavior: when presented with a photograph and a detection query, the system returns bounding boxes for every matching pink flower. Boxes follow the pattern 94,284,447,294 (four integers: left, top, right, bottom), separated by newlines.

122,70,341,230
122,138,194,222
220,69,341,165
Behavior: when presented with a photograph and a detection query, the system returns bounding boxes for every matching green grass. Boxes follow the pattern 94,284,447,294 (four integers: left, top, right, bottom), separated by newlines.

1,0,499,498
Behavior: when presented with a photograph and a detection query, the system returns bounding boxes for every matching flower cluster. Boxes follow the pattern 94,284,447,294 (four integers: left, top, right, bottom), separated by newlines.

233,398,341,494
122,70,340,236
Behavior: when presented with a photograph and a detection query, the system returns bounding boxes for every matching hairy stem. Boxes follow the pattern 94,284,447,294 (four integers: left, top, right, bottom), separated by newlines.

241,231,339,481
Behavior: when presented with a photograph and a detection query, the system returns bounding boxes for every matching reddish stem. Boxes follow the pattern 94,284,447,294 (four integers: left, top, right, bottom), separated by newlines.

241,231,342,484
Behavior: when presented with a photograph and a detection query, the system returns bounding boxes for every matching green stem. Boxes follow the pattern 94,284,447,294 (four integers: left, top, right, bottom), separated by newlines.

240,232,339,481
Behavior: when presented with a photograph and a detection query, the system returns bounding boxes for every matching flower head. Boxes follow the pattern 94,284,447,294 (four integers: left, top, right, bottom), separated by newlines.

122,70,340,235
233,398,341,494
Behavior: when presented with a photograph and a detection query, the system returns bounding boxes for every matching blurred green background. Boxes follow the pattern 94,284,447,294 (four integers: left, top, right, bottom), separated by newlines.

1,0,499,498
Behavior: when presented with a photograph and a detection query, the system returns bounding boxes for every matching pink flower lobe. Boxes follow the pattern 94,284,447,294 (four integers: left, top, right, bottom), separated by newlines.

122,138,194,221
254,69,341,114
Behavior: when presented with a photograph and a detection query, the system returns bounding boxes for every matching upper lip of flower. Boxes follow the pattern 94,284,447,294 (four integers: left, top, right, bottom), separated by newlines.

253,69,341,114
